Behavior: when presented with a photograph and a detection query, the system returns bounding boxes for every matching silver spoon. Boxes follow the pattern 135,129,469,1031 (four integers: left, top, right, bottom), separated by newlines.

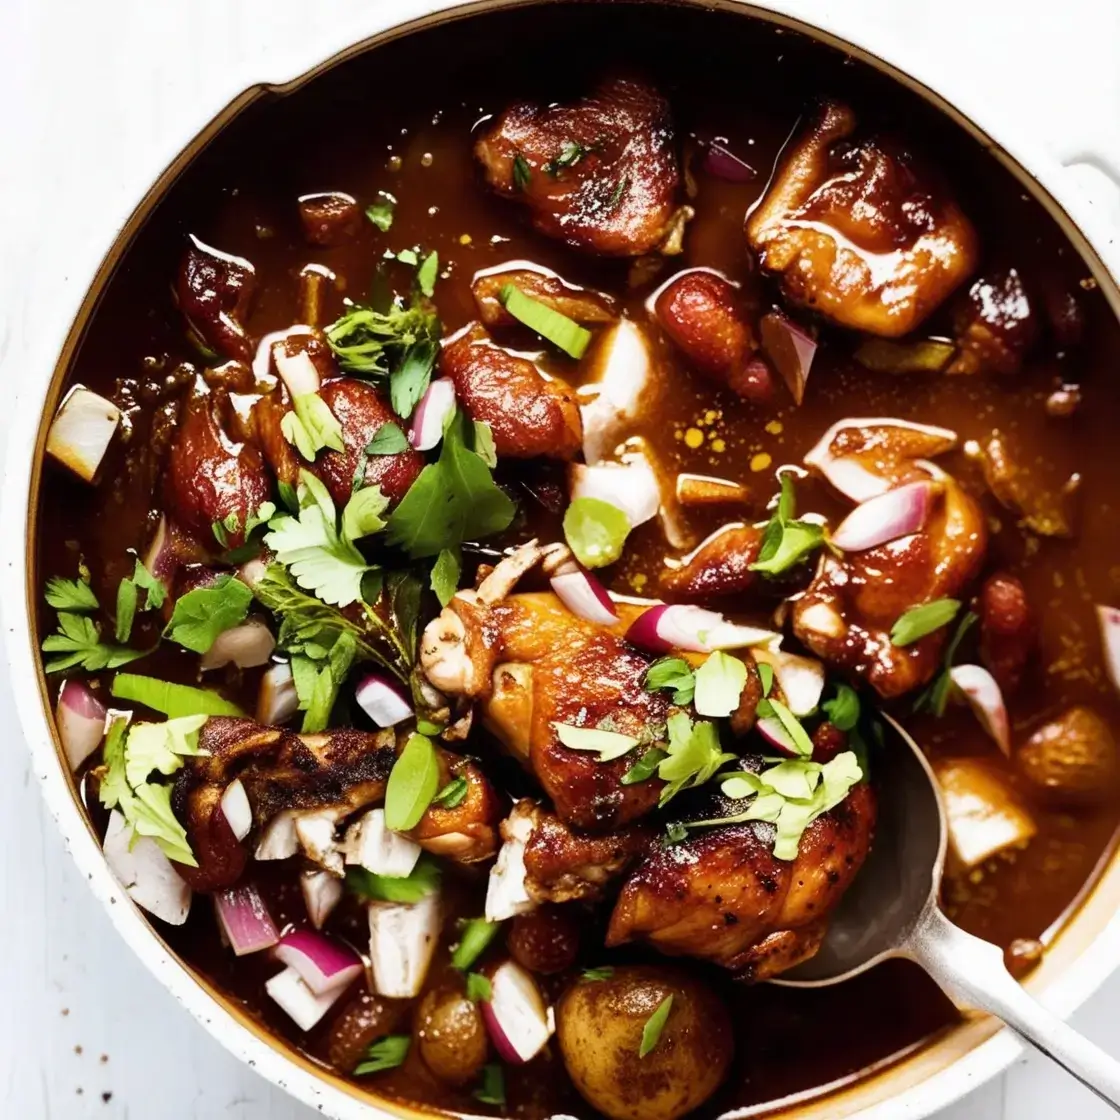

773,714,1120,1111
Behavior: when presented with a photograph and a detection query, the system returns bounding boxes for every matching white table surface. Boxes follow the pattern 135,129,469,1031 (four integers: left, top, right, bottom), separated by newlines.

2,1,1120,1117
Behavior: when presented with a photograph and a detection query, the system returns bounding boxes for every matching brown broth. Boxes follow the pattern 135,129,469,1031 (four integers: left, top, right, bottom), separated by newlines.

36,3,1120,1116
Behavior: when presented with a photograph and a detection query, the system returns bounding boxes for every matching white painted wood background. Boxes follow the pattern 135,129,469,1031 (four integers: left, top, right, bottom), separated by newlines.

2,1,1119,1117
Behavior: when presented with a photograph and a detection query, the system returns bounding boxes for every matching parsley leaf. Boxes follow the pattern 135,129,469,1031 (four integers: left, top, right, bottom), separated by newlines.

639,995,673,1058
45,576,99,613
389,339,438,420
123,714,207,788
365,193,396,232
512,153,531,191
657,713,736,806
823,683,861,731
430,547,461,608
385,409,515,559
750,473,826,576
164,575,253,654
347,854,442,903
365,422,410,456
325,298,441,378
644,657,696,705
281,392,345,461
465,972,492,1003
891,598,961,647
342,485,390,543
693,652,747,718
115,578,138,643
130,558,167,610
42,612,146,674
473,421,497,468
416,251,439,298
621,746,668,786
354,1034,410,1076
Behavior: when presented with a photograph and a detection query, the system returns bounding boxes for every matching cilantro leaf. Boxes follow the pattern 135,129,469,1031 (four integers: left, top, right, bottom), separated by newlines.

823,683,861,731
365,422,410,456
581,966,614,982
430,547,460,607
657,713,736,806
433,776,468,808
130,558,167,610
365,193,396,232
512,153,531,191
465,972,492,1003
563,497,629,569
384,733,440,830
639,996,673,1058
281,392,345,461
342,485,390,542
915,610,978,716
621,746,667,786
115,577,138,643
389,339,438,420
451,918,501,971
643,657,696,705
553,722,640,761
42,612,146,674
473,421,497,468
693,651,747,718
325,299,440,378
416,251,439,298
123,714,208,788
750,473,826,576
164,575,253,653
45,576,99,613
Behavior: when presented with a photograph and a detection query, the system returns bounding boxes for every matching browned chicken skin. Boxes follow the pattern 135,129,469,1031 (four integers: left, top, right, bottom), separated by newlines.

475,77,681,256
442,324,583,460
746,101,978,336
661,523,764,600
949,269,1039,376
177,236,257,362
472,267,617,328
608,782,875,980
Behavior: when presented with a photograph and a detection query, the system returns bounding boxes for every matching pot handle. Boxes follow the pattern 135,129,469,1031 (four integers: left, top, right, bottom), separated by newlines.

910,905,1120,1113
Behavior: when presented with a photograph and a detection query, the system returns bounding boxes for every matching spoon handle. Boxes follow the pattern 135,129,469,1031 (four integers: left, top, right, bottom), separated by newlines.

912,906,1120,1112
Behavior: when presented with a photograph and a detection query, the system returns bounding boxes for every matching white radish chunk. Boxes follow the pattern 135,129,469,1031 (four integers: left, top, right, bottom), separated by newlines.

1098,605,1120,696
344,808,422,878
102,810,192,925
481,960,555,1064
256,662,299,726
367,890,441,999
219,779,253,842
273,343,321,398
354,674,413,729
579,319,653,464
46,386,121,482
569,456,660,528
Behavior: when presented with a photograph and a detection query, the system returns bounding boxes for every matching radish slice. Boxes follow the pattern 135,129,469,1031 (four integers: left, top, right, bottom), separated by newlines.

265,966,347,1031
579,320,653,465
481,960,555,1064
408,378,457,451
274,929,363,996
759,310,817,406
830,481,936,553
257,662,299,726
301,869,344,930
355,673,413,728
550,564,619,626
255,810,300,861
344,808,422,878
142,515,180,595
367,890,442,999
626,604,780,655
485,804,536,922
56,679,107,771
756,716,801,758
103,810,192,925
200,618,276,671
1098,605,1120,695
703,142,757,182
273,342,322,399
569,457,659,528
751,649,826,717
214,883,280,956
950,664,1011,757
219,779,253,842
804,417,958,503
45,385,121,482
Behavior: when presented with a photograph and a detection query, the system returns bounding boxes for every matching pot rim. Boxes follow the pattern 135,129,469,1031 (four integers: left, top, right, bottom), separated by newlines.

4,3,1120,1119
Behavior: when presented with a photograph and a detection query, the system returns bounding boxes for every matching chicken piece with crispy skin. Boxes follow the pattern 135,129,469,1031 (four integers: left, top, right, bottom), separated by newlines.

475,77,681,256
473,268,617,328
661,523,764,600
407,755,502,863
441,324,583,460
607,781,876,981
746,102,978,337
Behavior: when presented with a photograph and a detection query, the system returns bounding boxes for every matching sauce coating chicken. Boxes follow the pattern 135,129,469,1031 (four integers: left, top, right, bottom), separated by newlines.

177,236,257,361
746,102,978,336
475,77,681,256
472,266,617,328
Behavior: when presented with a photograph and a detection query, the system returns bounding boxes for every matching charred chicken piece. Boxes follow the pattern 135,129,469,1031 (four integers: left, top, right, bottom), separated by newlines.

163,381,271,548
661,523,764,600
475,77,681,256
653,270,763,399
746,102,978,337
793,477,987,698
177,236,257,362
948,269,1039,376
298,192,361,246
473,268,617,328
607,781,875,980
978,573,1035,693
441,324,583,460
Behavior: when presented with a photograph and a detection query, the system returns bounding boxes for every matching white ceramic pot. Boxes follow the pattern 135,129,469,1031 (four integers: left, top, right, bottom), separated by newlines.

4,2,1120,1118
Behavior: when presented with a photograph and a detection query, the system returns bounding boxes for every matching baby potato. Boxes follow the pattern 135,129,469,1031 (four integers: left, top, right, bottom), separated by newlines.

1018,706,1119,805
556,964,732,1120
415,986,488,1086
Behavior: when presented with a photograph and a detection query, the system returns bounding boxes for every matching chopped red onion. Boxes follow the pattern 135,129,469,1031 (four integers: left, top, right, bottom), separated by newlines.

142,515,179,595
759,311,817,406
368,890,442,999
256,662,299,726
344,808,422,877
569,457,659,528
830,481,936,553
102,810,192,925
274,928,363,996
751,649,825,717
408,378,457,451
550,564,619,626
45,385,122,483
950,664,1011,757
56,679,107,771
1098,605,1120,696
480,960,555,1064
219,779,253,842
579,319,652,465
200,618,276,671
265,966,347,1031
301,869,344,930
214,882,280,956
756,716,801,758
626,603,779,655
703,142,758,182
485,805,536,922
273,341,322,398
355,673,413,728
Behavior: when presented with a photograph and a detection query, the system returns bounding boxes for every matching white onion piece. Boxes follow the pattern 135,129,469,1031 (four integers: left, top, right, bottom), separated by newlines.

804,417,958,502
257,662,299,726
253,328,308,382
45,386,121,482
301,869,344,930
214,883,280,956
274,929,363,996
760,311,817,405
1098,605,1120,695
265,966,347,1031
550,566,619,626
485,805,536,922
255,810,300,861
219,779,253,842
345,808,422,878
626,603,779,655
200,618,276,671
102,810,191,925
751,648,826,717
295,808,345,876
579,319,653,464
367,890,441,999
355,673,413,728
481,960,555,1064
570,457,659,528
755,716,801,758
408,378,457,452
56,679,107,771
830,481,935,553
273,344,322,399
950,664,1011,757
